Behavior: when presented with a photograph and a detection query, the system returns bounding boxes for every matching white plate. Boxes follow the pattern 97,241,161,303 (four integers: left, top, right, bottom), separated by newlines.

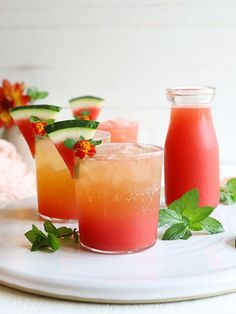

0,197,236,304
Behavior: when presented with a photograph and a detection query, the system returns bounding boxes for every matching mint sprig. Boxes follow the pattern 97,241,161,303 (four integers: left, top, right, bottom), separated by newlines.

25,221,78,252
27,87,49,103
159,189,224,240
220,178,236,205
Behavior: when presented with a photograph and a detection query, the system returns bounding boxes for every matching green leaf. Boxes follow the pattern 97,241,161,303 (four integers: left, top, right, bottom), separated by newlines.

79,135,85,141
220,178,236,205
226,178,236,190
32,224,47,239
24,229,38,243
200,217,224,234
189,223,203,231
190,206,214,223
158,209,183,228
57,226,73,237
37,91,49,100
90,139,102,147
162,223,188,240
27,87,37,100
48,233,61,251
44,119,55,125
168,189,199,216
44,221,59,237
64,138,77,150
181,228,192,240
30,115,41,123
31,234,47,251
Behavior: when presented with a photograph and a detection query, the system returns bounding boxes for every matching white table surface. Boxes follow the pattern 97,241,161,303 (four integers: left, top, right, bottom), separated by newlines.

1,165,236,314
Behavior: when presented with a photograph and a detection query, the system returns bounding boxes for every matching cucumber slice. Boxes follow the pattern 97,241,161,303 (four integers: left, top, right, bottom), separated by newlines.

45,120,99,143
11,105,61,121
69,96,104,109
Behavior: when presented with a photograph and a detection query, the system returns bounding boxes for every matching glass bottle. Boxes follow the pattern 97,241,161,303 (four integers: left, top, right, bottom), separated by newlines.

164,86,219,207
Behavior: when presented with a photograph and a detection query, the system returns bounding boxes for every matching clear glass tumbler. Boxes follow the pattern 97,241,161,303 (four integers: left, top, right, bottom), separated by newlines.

75,143,163,254
35,130,111,221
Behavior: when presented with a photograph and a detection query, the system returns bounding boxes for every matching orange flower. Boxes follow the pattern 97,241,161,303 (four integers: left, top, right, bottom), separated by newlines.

30,121,47,136
2,79,30,107
74,140,96,159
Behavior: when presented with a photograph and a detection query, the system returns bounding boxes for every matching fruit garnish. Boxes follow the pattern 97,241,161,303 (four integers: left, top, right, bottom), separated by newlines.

45,119,99,177
220,178,236,205
29,115,55,136
25,221,78,252
159,189,224,240
64,136,101,159
69,95,104,120
10,105,61,156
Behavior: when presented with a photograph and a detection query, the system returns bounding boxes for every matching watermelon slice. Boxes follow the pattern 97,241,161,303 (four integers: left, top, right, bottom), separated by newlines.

10,105,61,156
45,120,99,177
69,96,104,120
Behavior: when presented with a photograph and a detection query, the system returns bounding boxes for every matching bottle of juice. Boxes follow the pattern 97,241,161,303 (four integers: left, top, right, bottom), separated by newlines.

164,87,219,207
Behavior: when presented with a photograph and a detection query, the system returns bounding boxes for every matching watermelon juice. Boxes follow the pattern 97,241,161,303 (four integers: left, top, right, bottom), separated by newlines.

164,87,219,207
75,143,163,253
98,119,139,143
36,130,111,221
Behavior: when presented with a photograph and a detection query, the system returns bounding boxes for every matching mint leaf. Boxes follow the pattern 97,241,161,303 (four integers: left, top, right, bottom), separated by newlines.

162,223,188,240
37,91,49,100
27,87,48,102
27,87,38,100
64,138,77,150
181,229,192,240
226,178,236,190
158,209,183,228
44,119,55,125
57,226,73,237
189,223,203,231
220,178,236,205
44,221,59,237
190,206,214,223
30,115,41,123
32,224,47,239
169,189,199,216
90,139,102,147
24,229,38,243
48,233,60,251
220,188,234,204
200,217,224,234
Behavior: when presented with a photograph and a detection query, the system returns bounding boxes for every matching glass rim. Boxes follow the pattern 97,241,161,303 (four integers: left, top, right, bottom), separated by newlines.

91,143,163,158
166,86,215,97
94,129,111,139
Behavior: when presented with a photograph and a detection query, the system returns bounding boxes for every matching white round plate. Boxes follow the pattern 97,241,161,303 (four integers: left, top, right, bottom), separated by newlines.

0,197,236,304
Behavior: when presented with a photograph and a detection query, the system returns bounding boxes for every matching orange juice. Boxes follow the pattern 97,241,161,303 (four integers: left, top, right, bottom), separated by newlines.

36,130,111,221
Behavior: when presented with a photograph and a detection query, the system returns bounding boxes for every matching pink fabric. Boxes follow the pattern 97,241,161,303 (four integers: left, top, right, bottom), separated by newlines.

0,139,36,206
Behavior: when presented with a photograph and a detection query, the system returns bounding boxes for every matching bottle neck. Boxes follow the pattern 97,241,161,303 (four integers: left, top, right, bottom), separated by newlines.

166,86,215,106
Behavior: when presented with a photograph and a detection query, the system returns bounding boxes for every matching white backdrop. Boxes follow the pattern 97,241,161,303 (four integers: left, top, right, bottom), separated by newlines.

0,0,235,164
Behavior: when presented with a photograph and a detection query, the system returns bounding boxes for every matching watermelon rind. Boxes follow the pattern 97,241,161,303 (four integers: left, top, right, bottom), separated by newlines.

69,96,104,109
45,120,99,143
10,105,61,121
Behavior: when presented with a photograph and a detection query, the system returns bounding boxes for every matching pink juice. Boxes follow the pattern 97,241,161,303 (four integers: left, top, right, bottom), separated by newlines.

98,119,138,143
164,87,219,207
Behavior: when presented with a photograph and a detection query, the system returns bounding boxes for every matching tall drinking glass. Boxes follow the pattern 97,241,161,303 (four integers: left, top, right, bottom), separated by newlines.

75,143,163,254
35,130,111,221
